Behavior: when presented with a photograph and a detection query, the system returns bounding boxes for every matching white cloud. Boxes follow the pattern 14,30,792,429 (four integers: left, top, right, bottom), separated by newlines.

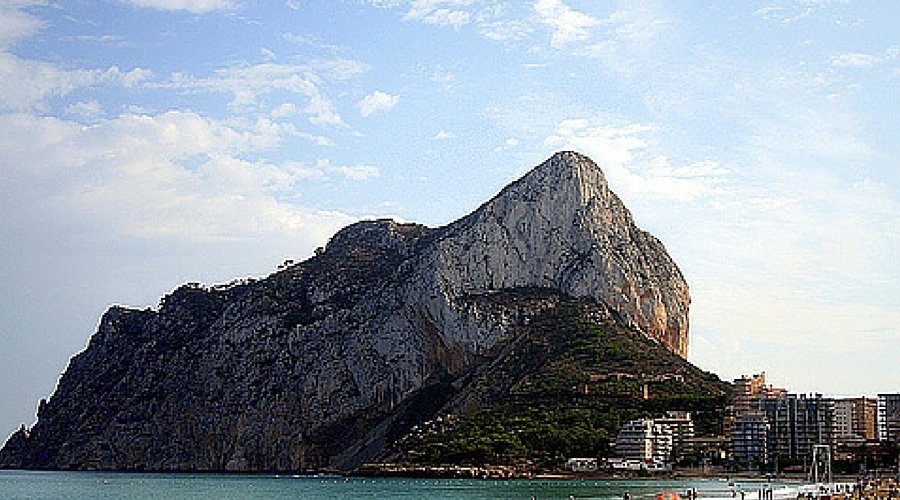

830,52,881,68
270,102,298,118
120,0,236,13
0,1,46,49
65,100,104,120
545,119,647,167
294,132,335,146
475,3,532,41
434,129,455,140
158,62,347,126
754,4,812,24
534,0,598,48
357,90,400,117
404,0,473,28
478,19,532,41
545,119,728,201
0,110,355,242
121,67,153,87
0,52,152,111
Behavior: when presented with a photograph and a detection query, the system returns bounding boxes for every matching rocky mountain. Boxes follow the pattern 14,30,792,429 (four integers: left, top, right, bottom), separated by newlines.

0,151,699,472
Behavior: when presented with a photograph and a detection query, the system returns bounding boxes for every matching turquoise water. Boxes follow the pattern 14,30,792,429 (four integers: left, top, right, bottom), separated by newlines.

0,471,794,500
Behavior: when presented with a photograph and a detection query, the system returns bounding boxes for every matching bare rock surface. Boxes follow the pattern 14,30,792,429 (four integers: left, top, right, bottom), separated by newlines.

0,151,690,471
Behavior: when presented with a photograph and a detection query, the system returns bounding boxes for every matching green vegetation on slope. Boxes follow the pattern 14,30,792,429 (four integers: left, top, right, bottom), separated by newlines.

387,301,730,470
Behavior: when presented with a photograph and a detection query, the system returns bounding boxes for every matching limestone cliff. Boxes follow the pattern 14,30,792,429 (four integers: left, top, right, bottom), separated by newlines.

0,151,692,472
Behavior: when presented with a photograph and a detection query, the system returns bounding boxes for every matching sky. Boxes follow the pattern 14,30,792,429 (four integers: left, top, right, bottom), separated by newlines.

0,0,898,437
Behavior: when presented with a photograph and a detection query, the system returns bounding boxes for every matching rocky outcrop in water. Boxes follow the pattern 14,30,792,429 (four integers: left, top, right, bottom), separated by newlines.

0,151,691,471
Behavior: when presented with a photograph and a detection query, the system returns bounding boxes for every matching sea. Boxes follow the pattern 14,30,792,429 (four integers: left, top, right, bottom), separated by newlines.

0,471,799,500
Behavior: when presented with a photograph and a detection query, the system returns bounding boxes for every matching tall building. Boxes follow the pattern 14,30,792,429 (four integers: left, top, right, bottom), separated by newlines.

761,393,833,463
878,394,900,444
655,411,695,461
852,397,878,441
833,399,854,440
731,373,788,467
732,413,769,466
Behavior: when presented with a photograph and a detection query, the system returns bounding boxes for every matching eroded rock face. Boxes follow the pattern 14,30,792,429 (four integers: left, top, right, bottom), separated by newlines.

0,151,689,472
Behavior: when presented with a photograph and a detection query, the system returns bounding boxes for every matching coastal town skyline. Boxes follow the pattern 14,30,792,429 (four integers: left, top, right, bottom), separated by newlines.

1,0,898,439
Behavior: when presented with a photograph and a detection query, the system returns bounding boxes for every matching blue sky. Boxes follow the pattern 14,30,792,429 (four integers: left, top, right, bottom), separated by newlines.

1,0,898,436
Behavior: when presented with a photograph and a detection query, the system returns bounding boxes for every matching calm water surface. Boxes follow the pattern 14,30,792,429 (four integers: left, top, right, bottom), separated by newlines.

0,470,797,500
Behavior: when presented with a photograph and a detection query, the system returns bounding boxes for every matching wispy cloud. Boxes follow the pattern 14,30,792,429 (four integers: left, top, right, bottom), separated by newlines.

0,52,151,112
478,18,532,42
120,0,236,14
282,32,346,53
357,90,400,117
319,58,371,80
362,0,474,28
156,62,347,126
404,0,473,28
493,137,519,152
753,0,856,25
577,5,673,74
317,158,381,181
0,0,45,49
60,34,131,47
830,52,881,68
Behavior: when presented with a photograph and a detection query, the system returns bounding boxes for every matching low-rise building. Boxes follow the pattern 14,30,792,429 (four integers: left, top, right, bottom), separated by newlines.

616,418,674,464
566,457,598,472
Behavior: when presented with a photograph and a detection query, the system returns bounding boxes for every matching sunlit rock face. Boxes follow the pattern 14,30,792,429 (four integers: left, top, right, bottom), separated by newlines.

0,151,689,472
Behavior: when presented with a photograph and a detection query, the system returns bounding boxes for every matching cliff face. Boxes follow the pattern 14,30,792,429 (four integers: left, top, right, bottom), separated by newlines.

415,152,689,358
0,151,692,472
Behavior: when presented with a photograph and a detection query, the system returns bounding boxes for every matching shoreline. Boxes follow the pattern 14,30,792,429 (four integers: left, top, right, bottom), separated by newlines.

0,466,890,484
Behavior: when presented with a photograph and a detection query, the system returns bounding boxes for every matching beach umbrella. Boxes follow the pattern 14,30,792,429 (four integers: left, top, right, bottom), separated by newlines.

656,492,681,500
